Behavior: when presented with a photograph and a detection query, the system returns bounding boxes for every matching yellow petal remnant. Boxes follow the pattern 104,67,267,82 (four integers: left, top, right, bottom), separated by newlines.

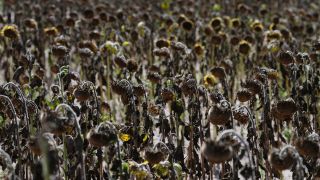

119,133,131,142
204,74,217,87
1,24,20,39
122,41,131,47
143,134,149,142
44,27,59,36
194,43,205,56
161,0,171,11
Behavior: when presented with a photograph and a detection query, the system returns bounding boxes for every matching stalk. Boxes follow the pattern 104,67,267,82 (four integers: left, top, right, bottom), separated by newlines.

39,134,50,180
4,82,30,135
0,148,14,179
116,137,122,178
83,81,99,120
106,55,111,100
188,98,195,177
243,106,258,174
0,95,20,177
55,103,85,180
62,133,68,180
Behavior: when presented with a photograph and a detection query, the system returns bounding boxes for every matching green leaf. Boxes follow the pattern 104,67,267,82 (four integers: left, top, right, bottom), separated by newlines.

45,97,60,110
153,161,170,178
122,41,131,47
283,128,292,142
31,87,40,101
105,41,119,55
100,114,110,122
23,86,31,97
161,2,170,10
0,115,5,127
173,163,182,173
161,0,171,10
212,4,221,11
142,134,149,143
173,163,183,179
59,65,69,78
122,162,129,173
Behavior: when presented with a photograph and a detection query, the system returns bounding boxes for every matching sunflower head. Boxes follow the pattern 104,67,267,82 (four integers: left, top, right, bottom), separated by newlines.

266,30,282,41
44,27,59,36
79,40,98,54
210,17,223,30
231,18,241,29
181,20,194,32
251,21,264,33
1,24,20,39
24,19,38,29
238,40,251,55
193,43,204,56
155,39,170,48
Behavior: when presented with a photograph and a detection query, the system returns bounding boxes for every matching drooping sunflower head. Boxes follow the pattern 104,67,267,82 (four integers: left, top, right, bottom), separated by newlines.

238,40,251,55
193,43,205,56
44,27,59,37
251,21,264,33
181,19,194,32
210,17,223,30
204,74,217,87
1,24,20,39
